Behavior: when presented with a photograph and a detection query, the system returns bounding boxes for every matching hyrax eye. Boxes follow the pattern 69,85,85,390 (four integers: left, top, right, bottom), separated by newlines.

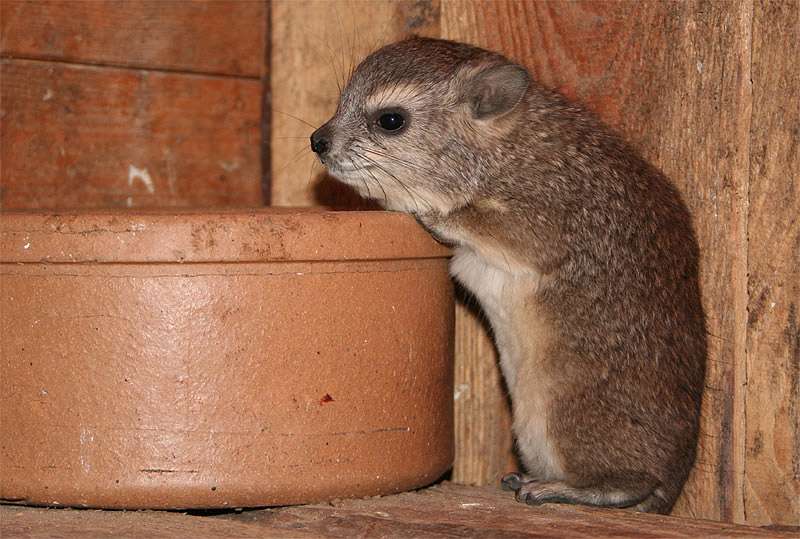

377,112,405,132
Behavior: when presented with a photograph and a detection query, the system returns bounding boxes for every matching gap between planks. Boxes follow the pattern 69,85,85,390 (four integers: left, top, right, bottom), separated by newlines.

0,54,262,81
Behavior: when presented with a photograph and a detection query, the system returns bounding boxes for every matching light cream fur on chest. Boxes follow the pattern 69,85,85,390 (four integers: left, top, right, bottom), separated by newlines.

448,238,565,480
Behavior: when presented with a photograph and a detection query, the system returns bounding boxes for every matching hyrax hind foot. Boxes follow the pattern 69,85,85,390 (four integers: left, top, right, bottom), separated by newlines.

500,472,527,492
500,472,668,513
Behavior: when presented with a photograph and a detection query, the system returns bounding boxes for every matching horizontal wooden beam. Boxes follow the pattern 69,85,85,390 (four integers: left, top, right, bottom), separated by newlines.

0,0,266,78
0,59,263,208
1,483,795,538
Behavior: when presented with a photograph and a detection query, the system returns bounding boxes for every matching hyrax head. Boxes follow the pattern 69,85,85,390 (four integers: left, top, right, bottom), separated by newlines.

311,37,530,214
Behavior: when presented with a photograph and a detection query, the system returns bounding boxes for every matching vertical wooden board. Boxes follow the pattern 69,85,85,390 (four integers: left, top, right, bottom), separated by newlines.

440,0,638,125
607,3,753,525
441,0,752,522
745,0,800,526
0,60,263,208
453,301,517,486
0,0,266,77
270,0,440,207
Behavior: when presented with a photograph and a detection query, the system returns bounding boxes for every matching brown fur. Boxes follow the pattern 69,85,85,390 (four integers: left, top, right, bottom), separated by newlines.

312,37,707,514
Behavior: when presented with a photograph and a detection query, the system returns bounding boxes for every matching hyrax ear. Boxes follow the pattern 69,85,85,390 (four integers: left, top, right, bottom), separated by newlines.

465,64,530,120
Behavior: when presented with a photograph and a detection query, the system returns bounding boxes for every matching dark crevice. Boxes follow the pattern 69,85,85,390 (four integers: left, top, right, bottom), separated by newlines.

261,2,273,205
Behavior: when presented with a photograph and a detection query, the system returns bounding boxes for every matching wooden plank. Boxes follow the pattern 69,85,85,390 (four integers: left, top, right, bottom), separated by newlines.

2,483,795,538
440,0,753,522
744,0,800,526
0,0,266,77
269,0,440,207
452,300,517,486
0,506,308,539
605,3,753,525
0,60,263,209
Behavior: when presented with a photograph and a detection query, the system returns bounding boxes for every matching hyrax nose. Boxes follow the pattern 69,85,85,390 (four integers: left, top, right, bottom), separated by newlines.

310,127,331,155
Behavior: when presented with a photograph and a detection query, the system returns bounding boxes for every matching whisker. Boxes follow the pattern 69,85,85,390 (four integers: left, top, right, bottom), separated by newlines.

332,3,350,91
324,42,344,95
307,154,320,191
294,17,342,95
345,0,359,85
356,153,400,206
365,169,388,206
349,150,385,203
359,153,424,214
318,13,344,94
274,110,319,130
363,146,474,213
346,155,378,202
361,147,431,174
274,145,312,178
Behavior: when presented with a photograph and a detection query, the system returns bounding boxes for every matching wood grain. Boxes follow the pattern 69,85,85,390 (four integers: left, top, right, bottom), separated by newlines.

452,299,517,486
744,0,800,526
0,0,266,77
269,0,440,207
0,60,263,208
2,483,795,539
605,3,753,525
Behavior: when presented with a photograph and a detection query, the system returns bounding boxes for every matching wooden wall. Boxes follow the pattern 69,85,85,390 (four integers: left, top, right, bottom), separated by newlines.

269,0,799,526
1,0,796,527
0,0,268,208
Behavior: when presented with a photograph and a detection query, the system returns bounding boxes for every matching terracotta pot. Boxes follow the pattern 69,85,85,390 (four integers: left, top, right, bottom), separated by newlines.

0,208,454,510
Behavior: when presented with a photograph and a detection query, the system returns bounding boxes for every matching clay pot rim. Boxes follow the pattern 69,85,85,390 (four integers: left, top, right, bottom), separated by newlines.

0,207,451,264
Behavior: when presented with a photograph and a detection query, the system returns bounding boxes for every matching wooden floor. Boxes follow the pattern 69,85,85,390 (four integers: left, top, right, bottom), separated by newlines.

2,483,796,538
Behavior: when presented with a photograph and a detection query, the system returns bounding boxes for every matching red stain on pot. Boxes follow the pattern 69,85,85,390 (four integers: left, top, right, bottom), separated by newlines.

0,208,454,510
